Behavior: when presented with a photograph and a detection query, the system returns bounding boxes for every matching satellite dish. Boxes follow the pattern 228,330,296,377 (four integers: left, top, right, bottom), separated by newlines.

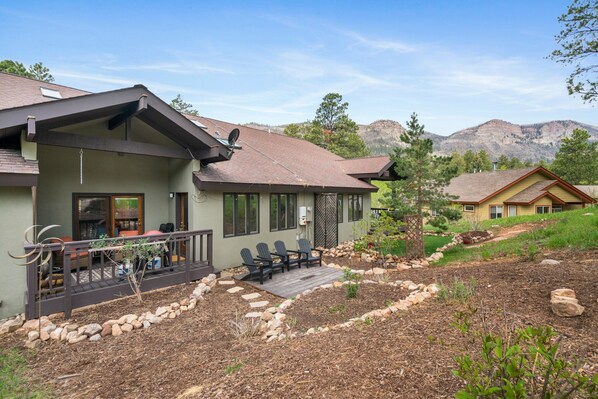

228,128,240,148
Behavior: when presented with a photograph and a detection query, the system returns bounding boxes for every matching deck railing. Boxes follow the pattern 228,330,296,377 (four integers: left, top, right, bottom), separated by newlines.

24,230,214,319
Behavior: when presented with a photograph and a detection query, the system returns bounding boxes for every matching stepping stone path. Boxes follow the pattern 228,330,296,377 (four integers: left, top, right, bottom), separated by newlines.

226,287,244,294
245,312,262,318
241,293,261,300
249,301,269,308
218,280,236,285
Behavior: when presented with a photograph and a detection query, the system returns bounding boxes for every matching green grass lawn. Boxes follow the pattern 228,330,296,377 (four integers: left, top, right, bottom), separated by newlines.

446,208,589,233
437,208,598,266
384,235,453,257
0,349,50,398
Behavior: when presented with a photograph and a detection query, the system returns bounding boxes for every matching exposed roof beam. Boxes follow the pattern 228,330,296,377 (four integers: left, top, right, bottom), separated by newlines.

26,116,36,141
107,94,147,130
36,130,193,159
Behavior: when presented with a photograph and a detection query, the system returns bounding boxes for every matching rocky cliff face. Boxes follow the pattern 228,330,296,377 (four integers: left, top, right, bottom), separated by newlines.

245,119,598,162
359,119,598,162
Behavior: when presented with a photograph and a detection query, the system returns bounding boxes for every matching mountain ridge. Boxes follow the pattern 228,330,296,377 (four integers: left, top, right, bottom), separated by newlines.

244,119,598,162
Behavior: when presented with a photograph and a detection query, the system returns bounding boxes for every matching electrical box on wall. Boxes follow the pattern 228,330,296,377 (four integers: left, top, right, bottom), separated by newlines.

299,206,308,225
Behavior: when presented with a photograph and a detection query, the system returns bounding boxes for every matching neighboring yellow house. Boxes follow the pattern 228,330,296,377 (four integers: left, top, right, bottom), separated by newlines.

444,167,596,220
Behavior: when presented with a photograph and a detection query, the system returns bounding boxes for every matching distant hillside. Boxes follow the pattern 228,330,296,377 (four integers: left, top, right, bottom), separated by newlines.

245,119,598,162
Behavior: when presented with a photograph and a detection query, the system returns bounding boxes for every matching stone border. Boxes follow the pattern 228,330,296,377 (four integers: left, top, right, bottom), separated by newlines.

10,274,218,348
257,279,440,342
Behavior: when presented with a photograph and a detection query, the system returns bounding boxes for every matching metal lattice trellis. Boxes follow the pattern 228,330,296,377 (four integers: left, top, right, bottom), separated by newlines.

404,214,424,259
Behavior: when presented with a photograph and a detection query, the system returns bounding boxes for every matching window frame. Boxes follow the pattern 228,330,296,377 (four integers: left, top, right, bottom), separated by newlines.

551,205,563,213
269,193,297,232
223,193,260,238
463,204,475,213
337,194,343,223
536,205,550,215
73,193,144,240
489,204,504,219
348,194,364,222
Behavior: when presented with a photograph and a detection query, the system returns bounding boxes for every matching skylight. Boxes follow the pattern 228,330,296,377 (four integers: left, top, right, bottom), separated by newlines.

191,120,207,129
40,87,62,99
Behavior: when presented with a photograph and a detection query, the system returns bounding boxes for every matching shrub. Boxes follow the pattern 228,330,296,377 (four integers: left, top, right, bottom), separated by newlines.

224,361,244,375
437,277,476,303
342,267,361,299
229,312,261,340
452,311,598,399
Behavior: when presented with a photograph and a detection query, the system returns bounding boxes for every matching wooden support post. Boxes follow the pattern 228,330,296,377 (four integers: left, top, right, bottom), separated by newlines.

207,231,213,267
63,250,72,319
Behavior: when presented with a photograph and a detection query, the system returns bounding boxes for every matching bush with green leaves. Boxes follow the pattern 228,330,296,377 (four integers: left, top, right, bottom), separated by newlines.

342,267,361,299
437,277,477,303
452,308,597,398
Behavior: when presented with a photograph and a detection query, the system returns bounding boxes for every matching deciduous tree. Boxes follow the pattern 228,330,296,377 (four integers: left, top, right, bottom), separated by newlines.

0,59,54,82
549,0,598,102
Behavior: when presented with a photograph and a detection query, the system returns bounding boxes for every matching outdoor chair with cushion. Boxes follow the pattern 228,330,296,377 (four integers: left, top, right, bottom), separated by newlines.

256,242,287,274
274,240,304,271
240,248,273,284
297,238,323,268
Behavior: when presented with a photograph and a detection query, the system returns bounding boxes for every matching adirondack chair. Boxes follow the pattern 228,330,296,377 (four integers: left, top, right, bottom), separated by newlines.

240,248,272,284
297,238,323,268
255,242,287,273
274,240,304,271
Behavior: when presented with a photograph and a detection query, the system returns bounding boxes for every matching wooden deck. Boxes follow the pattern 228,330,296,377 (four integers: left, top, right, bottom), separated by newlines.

238,266,343,298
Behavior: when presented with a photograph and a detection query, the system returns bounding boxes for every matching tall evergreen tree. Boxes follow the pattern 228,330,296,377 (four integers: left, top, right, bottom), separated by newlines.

170,94,199,116
383,113,460,236
0,59,54,82
551,128,598,184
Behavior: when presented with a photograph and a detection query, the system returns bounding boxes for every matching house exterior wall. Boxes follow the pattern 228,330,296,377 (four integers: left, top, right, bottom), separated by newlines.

454,172,585,221
547,185,582,203
36,145,172,238
192,190,371,268
0,187,33,319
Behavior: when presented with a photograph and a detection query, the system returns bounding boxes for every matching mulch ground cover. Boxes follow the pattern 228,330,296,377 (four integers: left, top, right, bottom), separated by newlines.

0,249,596,398
285,284,409,331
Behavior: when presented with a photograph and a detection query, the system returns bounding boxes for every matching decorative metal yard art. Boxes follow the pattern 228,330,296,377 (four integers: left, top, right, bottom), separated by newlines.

8,225,64,327
404,215,424,260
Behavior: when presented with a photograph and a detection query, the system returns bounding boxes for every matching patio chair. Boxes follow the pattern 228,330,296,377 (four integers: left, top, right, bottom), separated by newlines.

256,243,287,274
297,238,323,268
274,240,304,271
240,248,273,284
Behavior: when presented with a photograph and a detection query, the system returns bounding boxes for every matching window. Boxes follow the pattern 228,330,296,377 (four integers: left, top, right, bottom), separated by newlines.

337,194,343,223
536,206,550,214
73,194,144,240
270,194,297,231
348,194,363,222
552,205,563,213
508,205,517,217
224,193,259,237
490,205,503,219
463,204,475,212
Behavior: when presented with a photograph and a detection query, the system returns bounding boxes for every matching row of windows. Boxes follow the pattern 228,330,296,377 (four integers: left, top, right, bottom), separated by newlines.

224,193,364,237
488,204,563,220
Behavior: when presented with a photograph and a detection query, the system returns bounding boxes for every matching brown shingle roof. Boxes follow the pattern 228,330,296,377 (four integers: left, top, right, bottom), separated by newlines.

444,167,537,203
575,185,598,198
0,149,39,175
336,156,393,178
504,180,556,203
189,115,378,192
0,72,89,110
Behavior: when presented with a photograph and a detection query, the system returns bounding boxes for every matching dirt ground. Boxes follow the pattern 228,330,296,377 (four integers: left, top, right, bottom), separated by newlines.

1,249,596,398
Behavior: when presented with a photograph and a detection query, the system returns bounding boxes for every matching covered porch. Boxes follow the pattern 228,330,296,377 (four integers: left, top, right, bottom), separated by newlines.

0,84,232,319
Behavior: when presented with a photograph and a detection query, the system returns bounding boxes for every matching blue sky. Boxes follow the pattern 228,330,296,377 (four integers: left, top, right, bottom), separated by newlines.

1,1,595,135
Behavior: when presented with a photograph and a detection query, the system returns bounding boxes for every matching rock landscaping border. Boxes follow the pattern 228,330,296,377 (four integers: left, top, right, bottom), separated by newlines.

255,279,440,342
6,274,219,348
